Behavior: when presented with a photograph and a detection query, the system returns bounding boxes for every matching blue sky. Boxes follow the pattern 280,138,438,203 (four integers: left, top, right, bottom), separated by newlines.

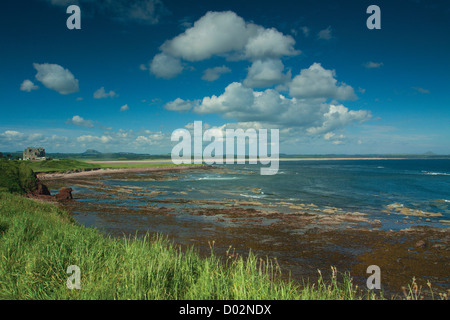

0,0,449,154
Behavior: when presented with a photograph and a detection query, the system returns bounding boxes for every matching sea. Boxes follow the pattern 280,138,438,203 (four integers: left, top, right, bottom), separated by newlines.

71,158,450,232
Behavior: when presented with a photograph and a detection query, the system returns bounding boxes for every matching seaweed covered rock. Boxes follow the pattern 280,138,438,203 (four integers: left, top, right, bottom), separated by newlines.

55,187,73,200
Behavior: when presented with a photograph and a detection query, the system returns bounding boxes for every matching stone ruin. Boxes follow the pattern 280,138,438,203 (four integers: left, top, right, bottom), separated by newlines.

23,147,46,161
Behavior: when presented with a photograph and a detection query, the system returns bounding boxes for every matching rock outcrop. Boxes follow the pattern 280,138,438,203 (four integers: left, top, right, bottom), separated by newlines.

55,187,73,200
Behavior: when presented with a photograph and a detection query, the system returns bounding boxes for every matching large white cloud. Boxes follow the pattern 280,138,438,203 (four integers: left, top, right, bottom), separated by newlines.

192,82,328,126
149,11,300,79
33,63,79,95
194,82,255,116
244,27,300,60
288,63,356,100
306,104,371,135
168,74,369,136
159,11,252,62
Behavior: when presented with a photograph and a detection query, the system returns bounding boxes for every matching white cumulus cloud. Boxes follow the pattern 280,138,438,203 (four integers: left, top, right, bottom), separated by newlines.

94,87,118,99
289,63,356,100
164,98,197,112
244,27,300,60
33,63,79,95
20,79,39,92
159,11,251,62
66,115,94,128
150,53,184,79
243,59,291,88
149,11,300,81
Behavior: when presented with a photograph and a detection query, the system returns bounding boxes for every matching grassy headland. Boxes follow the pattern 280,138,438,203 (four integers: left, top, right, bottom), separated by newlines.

0,161,38,194
26,159,181,174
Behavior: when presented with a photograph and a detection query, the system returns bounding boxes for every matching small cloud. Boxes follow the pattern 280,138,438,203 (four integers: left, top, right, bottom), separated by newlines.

20,79,39,92
164,98,196,112
364,61,384,69
66,115,94,127
202,65,231,82
317,26,333,40
77,135,112,144
94,86,118,99
179,18,193,29
150,53,184,79
0,130,24,139
76,97,83,101
358,87,366,94
149,98,162,105
301,26,310,37
412,87,430,94
120,104,130,112
33,63,79,95
139,63,148,71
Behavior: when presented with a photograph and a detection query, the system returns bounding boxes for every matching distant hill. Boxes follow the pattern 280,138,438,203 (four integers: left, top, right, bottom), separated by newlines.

83,149,102,155
1,150,450,161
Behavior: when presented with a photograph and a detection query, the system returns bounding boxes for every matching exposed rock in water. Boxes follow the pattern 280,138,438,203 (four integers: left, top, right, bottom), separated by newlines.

55,187,73,200
415,240,427,248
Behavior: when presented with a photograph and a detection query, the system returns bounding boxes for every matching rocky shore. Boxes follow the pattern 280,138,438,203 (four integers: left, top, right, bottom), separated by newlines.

38,166,449,298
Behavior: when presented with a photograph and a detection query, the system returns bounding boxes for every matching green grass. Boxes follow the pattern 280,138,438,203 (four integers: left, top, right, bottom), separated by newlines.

0,191,386,300
0,161,37,194
26,159,186,173
26,159,102,173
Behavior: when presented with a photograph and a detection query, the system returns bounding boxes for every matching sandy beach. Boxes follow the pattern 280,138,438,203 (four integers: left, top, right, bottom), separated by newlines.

88,158,410,165
37,164,211,180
